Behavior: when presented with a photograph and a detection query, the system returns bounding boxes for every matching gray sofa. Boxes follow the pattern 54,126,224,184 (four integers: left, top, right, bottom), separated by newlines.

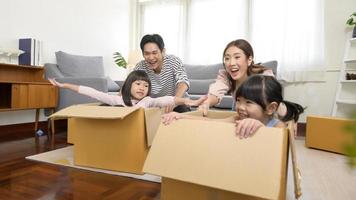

44,51,120,113
185,61,278,109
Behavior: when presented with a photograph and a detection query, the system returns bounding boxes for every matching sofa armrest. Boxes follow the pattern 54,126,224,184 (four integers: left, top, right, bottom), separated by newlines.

45,77,108,115
44,63,64,79
115,80,125,90
214,95,233,109
106,77,120,92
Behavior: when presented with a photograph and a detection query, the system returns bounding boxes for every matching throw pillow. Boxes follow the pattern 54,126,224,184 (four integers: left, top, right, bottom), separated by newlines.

55,51,105,77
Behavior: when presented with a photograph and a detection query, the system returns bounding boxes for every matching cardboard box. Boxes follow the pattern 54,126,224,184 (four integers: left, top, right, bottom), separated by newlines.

51,104,161,174
306,115,354,154
143,110,291,200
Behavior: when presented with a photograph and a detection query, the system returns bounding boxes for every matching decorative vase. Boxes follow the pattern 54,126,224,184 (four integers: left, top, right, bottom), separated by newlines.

353,26,356,38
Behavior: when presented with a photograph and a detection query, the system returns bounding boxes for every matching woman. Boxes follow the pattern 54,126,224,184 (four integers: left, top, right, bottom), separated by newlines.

199,39,276,116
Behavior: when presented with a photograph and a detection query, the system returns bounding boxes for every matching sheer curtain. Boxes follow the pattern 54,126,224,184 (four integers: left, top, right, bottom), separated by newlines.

138,0,248,64
251,0,325,82
139,0,184,57
136,0,325,82
186,0,248,64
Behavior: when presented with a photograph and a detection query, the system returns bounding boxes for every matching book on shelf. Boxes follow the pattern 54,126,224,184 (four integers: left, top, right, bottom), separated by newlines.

18,38,42,66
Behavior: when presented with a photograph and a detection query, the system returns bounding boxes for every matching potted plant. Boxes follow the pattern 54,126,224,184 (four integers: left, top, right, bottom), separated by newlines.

113,52,127,68
344,110,356,168
346,12,356,38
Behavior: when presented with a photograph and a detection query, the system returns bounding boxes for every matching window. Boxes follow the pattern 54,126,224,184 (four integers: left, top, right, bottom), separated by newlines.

134,0,324,82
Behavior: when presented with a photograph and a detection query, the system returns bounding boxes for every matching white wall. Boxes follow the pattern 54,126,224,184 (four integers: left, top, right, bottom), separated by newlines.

283,0,356,122
0,0,355,125
0,0,130,125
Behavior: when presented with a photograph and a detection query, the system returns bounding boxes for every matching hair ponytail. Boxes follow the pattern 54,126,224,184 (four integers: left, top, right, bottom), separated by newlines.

280,100,305,122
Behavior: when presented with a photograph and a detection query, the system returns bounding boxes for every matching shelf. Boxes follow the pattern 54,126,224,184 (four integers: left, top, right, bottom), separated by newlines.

345,68,356,71
336,99,356,105
333,36,356,117
350,38,356,44
344,59,356,63
340,80,356,83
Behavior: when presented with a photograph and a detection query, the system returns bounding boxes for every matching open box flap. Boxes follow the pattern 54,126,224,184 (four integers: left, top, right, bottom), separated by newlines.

50,104,140,119
144,108,162,146
143,119,288,199
185,110,237,119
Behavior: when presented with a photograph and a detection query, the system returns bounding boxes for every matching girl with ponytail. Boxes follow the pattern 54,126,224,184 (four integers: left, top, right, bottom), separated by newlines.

233,74,304,138
162,74,304,138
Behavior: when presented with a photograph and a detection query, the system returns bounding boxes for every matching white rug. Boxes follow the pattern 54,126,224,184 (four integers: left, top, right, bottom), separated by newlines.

26,146,161,183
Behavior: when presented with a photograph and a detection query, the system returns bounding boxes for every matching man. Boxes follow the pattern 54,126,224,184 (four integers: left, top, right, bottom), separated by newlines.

134,34,190,113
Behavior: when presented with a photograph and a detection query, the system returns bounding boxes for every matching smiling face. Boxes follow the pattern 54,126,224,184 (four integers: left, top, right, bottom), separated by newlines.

130,80,149,100
235,97,269,124
223,46,252,83
143,42,165,73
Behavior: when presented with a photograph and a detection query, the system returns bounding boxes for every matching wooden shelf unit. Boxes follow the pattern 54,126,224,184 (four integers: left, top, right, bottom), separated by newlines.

332,34,356,117
0,63,58,138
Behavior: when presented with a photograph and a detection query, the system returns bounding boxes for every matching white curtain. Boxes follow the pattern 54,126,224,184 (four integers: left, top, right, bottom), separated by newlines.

186,0,248,64
251,0,325,82
140,0,184,57
137,0,325,82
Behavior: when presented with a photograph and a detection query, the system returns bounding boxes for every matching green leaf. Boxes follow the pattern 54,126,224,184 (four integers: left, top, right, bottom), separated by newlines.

344,144,356,167
343,110,356,169
113,52,127,69
346,12,356,26
346,18,352,25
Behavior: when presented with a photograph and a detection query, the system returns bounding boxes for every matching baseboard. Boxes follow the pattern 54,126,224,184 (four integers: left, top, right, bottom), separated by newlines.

0,120,67,142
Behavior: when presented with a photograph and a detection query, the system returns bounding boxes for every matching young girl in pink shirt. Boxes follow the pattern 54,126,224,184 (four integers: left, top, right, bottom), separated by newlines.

49,70,205,109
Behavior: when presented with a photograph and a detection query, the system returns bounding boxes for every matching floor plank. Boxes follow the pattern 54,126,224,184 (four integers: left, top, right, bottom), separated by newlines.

0,133,160,200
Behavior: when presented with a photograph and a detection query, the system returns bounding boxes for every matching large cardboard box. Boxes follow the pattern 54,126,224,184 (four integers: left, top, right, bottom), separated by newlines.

306,115,354,154
51,104,161,174
144,110,293,200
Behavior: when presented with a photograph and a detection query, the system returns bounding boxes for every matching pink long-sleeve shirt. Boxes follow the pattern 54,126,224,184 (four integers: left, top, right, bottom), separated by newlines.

78,86,175,108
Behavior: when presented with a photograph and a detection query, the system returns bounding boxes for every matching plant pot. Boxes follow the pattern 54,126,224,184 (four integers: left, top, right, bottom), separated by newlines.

353,26,356,38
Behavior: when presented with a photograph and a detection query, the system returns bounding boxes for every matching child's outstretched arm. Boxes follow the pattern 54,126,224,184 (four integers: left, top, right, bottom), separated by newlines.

49,78,125,106
161,112,185,125
161,110,235,125
162,111,209,125
174,95,208,107
49,78,79,92
147,96,208,109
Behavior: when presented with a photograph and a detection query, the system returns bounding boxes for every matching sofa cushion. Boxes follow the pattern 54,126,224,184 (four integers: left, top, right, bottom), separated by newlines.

188,79,215,95
185,63,224,80
56,51,105,77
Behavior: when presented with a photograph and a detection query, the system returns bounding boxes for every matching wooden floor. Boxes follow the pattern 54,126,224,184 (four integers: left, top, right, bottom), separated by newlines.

1,126,355,200
0,132,160,200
